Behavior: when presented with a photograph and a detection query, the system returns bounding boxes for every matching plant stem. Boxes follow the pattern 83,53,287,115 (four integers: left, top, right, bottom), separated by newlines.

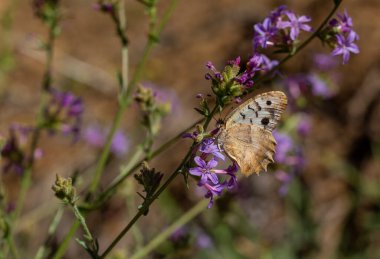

6,234,19,259
51,2,180,257
88,0,179,196
100,105,218,258
34,207,64,259
51,220,80,259
72,204,94,244
98,2,343,253
82,118,203,211
130,199,208,259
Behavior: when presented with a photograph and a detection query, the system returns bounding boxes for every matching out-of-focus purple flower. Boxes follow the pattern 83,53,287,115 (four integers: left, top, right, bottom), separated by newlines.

297,114,312,137
273,131,293,164
253,18,277,49
1,125,36,175
83,126,104,148
83,125,129,157
141,82,179,114
332,31,359,64
307,73,331,97
275,170,293,196
44,89,84,140
111,131,129,156
313,53,339,71
93,3,114,13
269,5,288,23
277,12,312,40
196,231,213,249
199,138,225,160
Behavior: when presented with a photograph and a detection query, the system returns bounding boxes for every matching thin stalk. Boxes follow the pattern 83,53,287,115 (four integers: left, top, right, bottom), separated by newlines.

51,220,80,259
34,207,64,259
82,118,203,211
72,205,94,244
100,105,218,258
6,235,19,259
130,199,208,259
51,2,181,257
88,0,179,195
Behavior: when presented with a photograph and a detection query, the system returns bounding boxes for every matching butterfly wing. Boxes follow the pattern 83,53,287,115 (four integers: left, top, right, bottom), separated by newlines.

225,91,287,132
220,123,276,176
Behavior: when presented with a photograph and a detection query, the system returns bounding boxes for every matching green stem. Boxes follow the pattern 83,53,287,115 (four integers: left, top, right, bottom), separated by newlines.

51,220,80,259
51,2,181,257
34,207,64,259
87,106,125,194
83,118,203,211
130,199,208,259
72,204,94,243
100,105,218,258
6,234,19,259
88,0,179,196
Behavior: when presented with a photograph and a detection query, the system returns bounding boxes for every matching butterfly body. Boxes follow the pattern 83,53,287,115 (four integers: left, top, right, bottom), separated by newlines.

219,91,287,176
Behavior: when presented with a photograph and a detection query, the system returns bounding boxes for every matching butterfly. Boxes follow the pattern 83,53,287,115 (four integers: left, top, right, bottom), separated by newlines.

218,91,287,176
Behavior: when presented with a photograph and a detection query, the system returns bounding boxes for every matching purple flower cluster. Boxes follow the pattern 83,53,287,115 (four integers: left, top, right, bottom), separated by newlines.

0,124,41,175
283,53,341,107
189,138,237,208
323,10,359,64
83,125,129,157
253,6,312,51
273,129,306,196
43,89,84,140
205,54,278,96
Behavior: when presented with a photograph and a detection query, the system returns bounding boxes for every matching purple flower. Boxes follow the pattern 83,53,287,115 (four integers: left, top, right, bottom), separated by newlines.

235,54,264,87
44,89,84,140
1,125,35,175
307,73,331,97
332,31,359,64
253,18,277,49
225,163,238,190
111,131,129,156
269,5,288,23
83,125,129,157
196,232,213,248
277,12,312,40
275,170,293,196
297,114,312,137
329,10,354,34
259,54,279,72
205,61,223,81
204,181,226,208
189,156,219,185
199,139,225,160
313,53,338,71
273,131,293,164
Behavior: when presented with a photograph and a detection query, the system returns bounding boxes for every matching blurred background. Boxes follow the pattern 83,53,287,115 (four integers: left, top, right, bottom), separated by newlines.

1,0,380,258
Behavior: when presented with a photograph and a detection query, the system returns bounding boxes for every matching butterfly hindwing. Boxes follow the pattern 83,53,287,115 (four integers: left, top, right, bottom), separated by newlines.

220,123,276,176
225,91,287,132
219,91,287,176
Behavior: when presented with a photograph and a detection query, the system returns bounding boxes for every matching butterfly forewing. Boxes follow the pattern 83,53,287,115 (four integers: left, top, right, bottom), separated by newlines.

219,91,287,176
225,91,287,132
